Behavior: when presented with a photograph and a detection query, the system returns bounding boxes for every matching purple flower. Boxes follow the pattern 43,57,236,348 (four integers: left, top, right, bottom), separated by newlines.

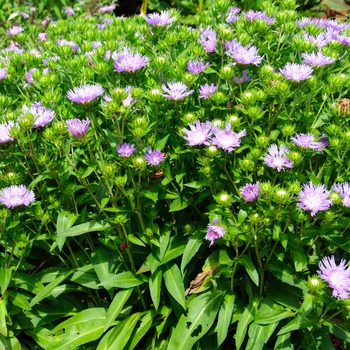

0,185,35,208
291,133,327,152
99,4,116,14
297,182,332,216
240,183,260,202
161,82,194,100
7,26,24,35
332,182,350,207
183,120,212,146
0,121,15,143
211,123,246,152
198,27,217,53
233,70,252,83
25,68,37,85
0,68,7,80
57,39,79,52
205,219,225,246
198,83,217,99
226,7,241,23
187,60,210,74
296,18,321,28
117,143,136,157
318,256,350,299
22,102,55,128
67,84,104,103
144,147,164,166
280,63,313,82
65,6,75,16
38,33,48,42
66,118,90,138
20,12,30,19
301,51,335,67
243,10,275,24
143,11,176,26
226,39,263,65
302,32,330,49
113,48,149,73
263,144,293,172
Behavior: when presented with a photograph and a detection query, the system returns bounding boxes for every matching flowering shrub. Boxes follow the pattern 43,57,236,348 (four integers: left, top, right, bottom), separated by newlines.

1,0,350,349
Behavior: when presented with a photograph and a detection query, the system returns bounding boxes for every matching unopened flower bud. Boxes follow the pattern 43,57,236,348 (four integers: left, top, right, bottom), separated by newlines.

250,213,261,224
260,181,272,194
115,174,127,187
182,113,197,125
255,135,269,147
214,192,233,206
239,158,254,171
281,124,296,137
227,115,240,127
273,189,290,203
219,66,234,79
134,156,146,170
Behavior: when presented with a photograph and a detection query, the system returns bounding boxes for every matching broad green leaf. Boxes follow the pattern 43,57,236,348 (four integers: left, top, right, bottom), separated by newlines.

168,290,224,350
323,320,350,343
25,328,53,350
149,267,162,310
184,179,209,189
246,322,278,350
92,247,114,289
160,237,186,266
237,210,247,225
154,134,169,150
105,288,133,331
169,196,191,212
0,298,7,337
8,290,31,311
321,0,350,12
127,234,146,247
0,334,21,350
236,298,260,350
311,112,330,129
163,262,186,309
156,305,172,336
99,271,148,288
277,315,316,335
56,210,78,251
254,298,294,325
313,326,335,350
217,293,235,346
139,190,158,203
11,272,44,294
71,267,99,289
298,293,314,318
203,248,234,270
236,255,259,287
30,269,74,307
293,248,307,272
6,221,20,229
0,266,13,295
274,333,293,350
181,230,205,273
97,313,143,350
58,220,111,237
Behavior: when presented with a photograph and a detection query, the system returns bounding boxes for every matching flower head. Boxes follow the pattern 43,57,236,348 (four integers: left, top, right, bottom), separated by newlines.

65,6,75,16
0,68,7,80
143,11,176,26
67,84,104,103
317,256,350,299
263,144,293,172
99,4,116,14
226,7,241,23
301,51,336,67
22,102,55,128
297,182,332,216
187,60,210,74
211,123,246,152
113,48,149,73
198,83,217,99
66,118,90,138
7,26,24,35
198,27,217,52
144,147,164,166
233,70,252,83
243,10,275,24
291,133,327,152
0,121,15,143
117,143,136,157
226,39,263,65
241,183,260,202
332,182,350,207
205,219,225,246
0,185,35,208
280,63,313,82
183,120,212,146
161,82,194,100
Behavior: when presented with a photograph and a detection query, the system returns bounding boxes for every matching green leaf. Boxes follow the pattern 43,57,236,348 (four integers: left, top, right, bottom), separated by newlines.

321,0,350,12
0,298,7,337
11,271,44,295
97,313,143,350
323,320,350,343
293,248,307,272
127,234,146,247
254,298,294,325
203,248,234,270
155,305,172,336
6,221,20,229
274,333,293,350
236,255,259,287
30,269,74,307
104,288,133,331
217,293,235,346
181,230,205,273
92,247,114,290
149,267,162,310
169,196,191,212
58,220,111,237
236,298,260,349
163,262,186,309
139,190,158,203
56,210,78,250
0,266,13,295
99,271,148,288
237,210,247,225
8,290,31,311
0,334,21,350
154,134,169,150
311,112,330,129
184,179,209,189
277,315,316,335
168,290,224,350
246,322,278,350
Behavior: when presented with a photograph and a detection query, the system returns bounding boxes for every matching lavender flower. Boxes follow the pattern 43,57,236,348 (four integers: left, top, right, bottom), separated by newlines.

263,144,293,172
198,27,217,53
113,48,149,73
205,218,225,246
291,133,327,152
226,39,263,65
0,185,35,208
211,123,246,152
297,182,332,216
0,121,15,143
25,68,37,85
99,4,116,14
233,70,252,83
187,60,210,74
65,6,75,16
143,11,176,26
122,86,136,107
198,83,217,99
117,143,136,157
66,118,90,138
318,256,350,299
161,82,194,100
243,10,275,24
67,84,104,103
183,120,212,146
301,51,335,67
20,12,30,19
280,63,313,82
332,182,350,207
22,102,55,128
144,147,164,166
226,7,241,23
240,183,260,202
7,26,24,35
38,33,48,42
0,68,7,80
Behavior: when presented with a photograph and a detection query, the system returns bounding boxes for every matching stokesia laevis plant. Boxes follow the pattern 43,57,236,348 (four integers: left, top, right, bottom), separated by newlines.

0,1,350,349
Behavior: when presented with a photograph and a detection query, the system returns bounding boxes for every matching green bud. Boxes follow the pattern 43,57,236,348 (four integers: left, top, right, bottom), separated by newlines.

214,192,234,206
182,113,197,125
211,91,227,104
288,181,301,194
18,114,34,130
219,65,234,79
255,135,269,148
273,188,290,204
251,148,261,158
206,145,219,156
240,91,256,105
114,214,129,225
280,0,298,9
259,64,275,80
247,106,264,120
249,213,261,224
330,138,342,150
260,181,272,194
102,163,117,178
289,151,303,165
239,158,255,171
133,156,146,170
306,276,325,293
37,154,50,165
183,223,195,234
226,115,240,127
115,174,127,187
281,124,296,137
111,88,128,102
131,88,143,99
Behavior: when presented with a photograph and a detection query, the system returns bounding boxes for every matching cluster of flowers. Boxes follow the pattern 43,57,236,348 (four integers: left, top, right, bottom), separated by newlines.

117,143,165,166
